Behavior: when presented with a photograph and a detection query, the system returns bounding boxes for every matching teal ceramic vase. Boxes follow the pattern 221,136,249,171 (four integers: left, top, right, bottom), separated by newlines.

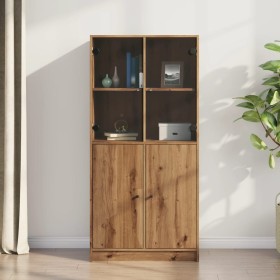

102,74,112,88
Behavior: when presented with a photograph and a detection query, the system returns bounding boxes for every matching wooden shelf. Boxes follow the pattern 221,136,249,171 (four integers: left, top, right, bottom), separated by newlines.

146,88,195,92
145,140,197,145
93,88,142,92
92,140,197,145
92,140,144,145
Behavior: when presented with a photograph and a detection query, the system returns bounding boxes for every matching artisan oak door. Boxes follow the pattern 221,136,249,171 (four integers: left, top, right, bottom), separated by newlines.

145,145,197,249
92,144,144,249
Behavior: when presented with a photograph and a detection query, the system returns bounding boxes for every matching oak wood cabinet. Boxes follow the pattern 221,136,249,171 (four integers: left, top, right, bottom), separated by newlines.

90,35,199,261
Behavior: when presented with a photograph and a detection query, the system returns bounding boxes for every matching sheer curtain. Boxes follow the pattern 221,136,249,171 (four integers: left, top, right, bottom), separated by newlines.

0,0,29,254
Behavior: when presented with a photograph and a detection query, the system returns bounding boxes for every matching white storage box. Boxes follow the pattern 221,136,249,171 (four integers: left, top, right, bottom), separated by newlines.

158,123,191,141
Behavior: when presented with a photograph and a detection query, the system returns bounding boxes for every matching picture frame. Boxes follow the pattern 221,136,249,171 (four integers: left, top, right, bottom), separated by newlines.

161,61,184,88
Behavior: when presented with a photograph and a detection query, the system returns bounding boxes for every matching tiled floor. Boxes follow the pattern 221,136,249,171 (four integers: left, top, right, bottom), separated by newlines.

1,249,280,280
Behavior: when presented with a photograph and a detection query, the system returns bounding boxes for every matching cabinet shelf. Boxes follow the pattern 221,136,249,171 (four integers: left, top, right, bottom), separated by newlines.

93,88,143,92
92,140,197,145
146,88,195,92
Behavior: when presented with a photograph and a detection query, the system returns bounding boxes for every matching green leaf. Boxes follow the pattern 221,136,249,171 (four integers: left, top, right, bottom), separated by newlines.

261,112,277,130
266,90,280,105
269,102,280,114
275,124,280,134
276,151,280,158
265,43,280,52
260,60,280,73
250,134,267,150
265,128,273,137
263,76,280,87
244,95,265,107
276,132,280,142
269,153,276,169
236,102,255,109
242,110,260,122
258,89,269,98
233,95,264,108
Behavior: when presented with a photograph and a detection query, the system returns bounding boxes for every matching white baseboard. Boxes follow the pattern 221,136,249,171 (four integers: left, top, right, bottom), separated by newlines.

28,237,276,249
200,237,276,249
28,237,90,248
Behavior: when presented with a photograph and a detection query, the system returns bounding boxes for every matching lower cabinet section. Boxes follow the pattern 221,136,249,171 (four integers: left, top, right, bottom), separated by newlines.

91,144,198,261
145,145,197,249
92,145,144,249
91,250,198,261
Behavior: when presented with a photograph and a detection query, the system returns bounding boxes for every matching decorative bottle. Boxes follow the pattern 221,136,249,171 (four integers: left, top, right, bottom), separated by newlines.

102,74,112,88
112,66,120,88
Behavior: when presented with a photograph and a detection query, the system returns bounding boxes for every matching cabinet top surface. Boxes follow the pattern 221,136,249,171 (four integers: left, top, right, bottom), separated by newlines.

90,35,199,38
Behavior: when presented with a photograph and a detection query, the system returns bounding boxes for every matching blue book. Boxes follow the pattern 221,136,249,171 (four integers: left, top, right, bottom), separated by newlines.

135,56,139,88
131,57,136,87
126,52,131,88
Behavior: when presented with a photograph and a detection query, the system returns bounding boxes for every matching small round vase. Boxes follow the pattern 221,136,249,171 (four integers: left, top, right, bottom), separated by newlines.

102,74,112,88
112,66,120,87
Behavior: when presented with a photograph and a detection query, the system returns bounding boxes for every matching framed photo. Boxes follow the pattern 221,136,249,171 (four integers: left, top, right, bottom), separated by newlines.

161,61,184,88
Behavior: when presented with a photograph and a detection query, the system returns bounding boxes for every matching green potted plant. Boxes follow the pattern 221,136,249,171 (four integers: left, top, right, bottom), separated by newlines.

234,41,280,168
234,41,280,253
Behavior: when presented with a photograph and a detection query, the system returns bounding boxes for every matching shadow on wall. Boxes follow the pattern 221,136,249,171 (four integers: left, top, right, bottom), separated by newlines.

27,42,90,237
199,65,279,237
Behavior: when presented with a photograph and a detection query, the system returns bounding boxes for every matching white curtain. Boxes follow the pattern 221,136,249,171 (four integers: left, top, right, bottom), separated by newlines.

0,0,29,254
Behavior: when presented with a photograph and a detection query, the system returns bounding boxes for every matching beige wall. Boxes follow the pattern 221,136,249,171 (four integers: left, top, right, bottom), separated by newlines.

26,0,280,247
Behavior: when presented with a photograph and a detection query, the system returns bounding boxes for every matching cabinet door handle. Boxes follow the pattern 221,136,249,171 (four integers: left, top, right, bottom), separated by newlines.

145,195,153,200
131,195,139,200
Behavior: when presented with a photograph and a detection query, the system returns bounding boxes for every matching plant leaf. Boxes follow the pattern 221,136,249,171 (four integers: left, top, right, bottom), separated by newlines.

275,124,280,134
258,89,269,98
250,134,267,150
265,128,273,137
266,89,280,105
269,102,280,114
276,132,280,143
269,153,276,169
276,151,280,158
263,76,280,87
244,95,264,107
265,43,280,52
242,110,260,122
260,60,280,73
236,102,255,109
261,112,277,130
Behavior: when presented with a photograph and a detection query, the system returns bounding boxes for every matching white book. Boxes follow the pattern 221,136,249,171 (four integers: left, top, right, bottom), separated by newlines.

104,132,138,137
107,136,137,141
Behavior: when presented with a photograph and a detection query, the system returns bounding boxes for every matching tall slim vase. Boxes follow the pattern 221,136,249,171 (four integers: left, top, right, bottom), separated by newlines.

112,66,120,88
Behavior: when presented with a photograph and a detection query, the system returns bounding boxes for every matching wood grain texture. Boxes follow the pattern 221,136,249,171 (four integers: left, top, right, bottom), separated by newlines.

91,251,197,261
92,145,144,249
145,145,197,249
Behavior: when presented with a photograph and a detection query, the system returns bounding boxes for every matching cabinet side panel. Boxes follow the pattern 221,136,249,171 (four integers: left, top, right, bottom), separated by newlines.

92,145,144,249
145,145,197,249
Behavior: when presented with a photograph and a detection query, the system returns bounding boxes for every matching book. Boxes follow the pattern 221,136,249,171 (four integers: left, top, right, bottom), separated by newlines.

104,132,138,137
107,136,137,141
135,55,140,88
126,52,131,88
139,54,143,88
131,56,136,87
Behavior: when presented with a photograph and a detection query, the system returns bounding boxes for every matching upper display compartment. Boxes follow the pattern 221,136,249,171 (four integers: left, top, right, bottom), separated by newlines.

146,37,197,89
92,37,143,89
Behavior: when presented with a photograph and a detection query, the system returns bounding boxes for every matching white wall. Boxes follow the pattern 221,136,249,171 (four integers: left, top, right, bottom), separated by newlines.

26,0,280,247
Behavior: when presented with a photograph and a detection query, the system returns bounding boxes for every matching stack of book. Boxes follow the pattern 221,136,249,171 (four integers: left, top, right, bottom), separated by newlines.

104,132,138,141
